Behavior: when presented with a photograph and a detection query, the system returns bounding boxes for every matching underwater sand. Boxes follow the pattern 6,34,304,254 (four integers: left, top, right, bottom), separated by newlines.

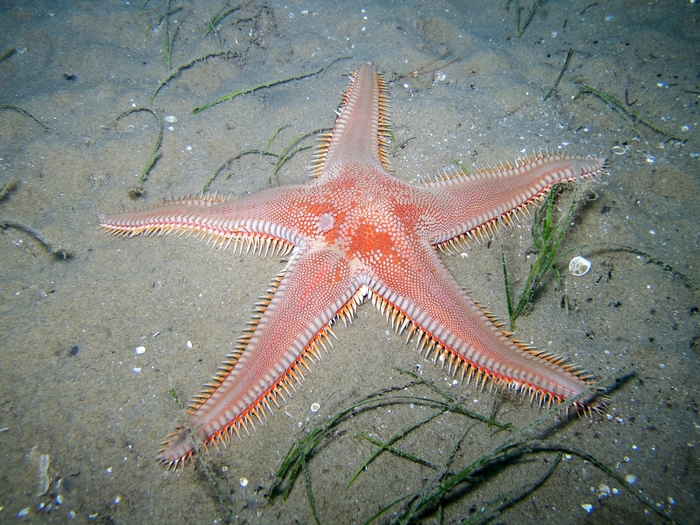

0,0,698,523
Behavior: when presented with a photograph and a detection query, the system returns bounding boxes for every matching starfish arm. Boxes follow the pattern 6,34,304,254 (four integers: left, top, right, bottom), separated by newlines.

420,154,606,245
97,184,342,251
158,247,357,467
314,62,391,178
368,242,591,406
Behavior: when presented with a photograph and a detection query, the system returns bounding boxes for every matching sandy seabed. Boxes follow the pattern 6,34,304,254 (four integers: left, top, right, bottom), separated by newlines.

0,1,698,523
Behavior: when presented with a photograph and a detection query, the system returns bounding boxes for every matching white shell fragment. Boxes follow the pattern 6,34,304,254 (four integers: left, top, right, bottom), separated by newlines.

239,477,249,487
581,503,594,514
310,402,320,412
28,446,51,497
164,115,178,123
135,346,146,355
569,256,592,277
36,453,50,496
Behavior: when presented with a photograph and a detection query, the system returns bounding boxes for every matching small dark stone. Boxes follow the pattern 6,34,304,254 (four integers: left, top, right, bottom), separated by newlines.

69,345,79,356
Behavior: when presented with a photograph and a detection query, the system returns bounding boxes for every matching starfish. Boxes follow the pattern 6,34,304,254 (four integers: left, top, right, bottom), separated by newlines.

98,63,606,468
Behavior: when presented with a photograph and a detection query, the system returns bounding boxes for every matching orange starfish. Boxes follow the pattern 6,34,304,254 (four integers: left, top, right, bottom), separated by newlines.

98,63,606,468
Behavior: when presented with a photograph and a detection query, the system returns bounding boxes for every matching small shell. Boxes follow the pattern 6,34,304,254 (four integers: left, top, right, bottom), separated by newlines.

164,115,178,124
36,453,51,496
569,256,592,277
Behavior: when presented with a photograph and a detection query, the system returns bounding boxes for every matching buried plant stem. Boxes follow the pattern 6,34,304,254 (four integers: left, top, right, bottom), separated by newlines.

351,411,446,485
109,107,164,198
350,372,629,524
507,0,539,38
0,219,70,259
192,56,351,115
139,125,163,190
163,0,171,69
385,129,416,153
269,130,317,182
303,458,322,525
388,443,560,525
262,124,290,156
575,85,682,141
0,179,70,258
391,51,459,83
0,47,16,63
0,104,49,131
165,379,237,520
135,0,149,17
383,373,636,525
135,0,163,18
0,177,68,257
205,0,253,36
462,453,562,525
0,179,17,201
202,127,325,193
151,51,234,101
270,371,510,502
518,0,539,37
576,241,699,291
502,246,515,328
204,149,276,193
196,451,238,522
266,338,638,522
543,48,573,102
